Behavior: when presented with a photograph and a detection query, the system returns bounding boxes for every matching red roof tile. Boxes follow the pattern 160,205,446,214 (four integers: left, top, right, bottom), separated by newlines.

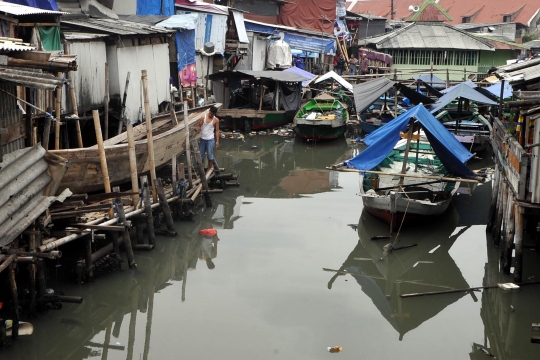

347,0,540,26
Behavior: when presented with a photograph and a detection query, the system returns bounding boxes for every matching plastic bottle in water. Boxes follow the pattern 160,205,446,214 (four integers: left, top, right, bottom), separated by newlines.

335,104,342,122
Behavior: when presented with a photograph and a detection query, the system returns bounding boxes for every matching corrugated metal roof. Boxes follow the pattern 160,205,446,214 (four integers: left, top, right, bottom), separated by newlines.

0,39,35,52
61,18,175,36
0,145,70,247
361,22,494,51
63,32,109,40
0,2,66,16
0,67,65,90
495,58,540,84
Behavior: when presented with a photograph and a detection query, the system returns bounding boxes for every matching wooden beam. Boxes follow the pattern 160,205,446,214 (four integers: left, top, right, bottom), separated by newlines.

66,224,126,232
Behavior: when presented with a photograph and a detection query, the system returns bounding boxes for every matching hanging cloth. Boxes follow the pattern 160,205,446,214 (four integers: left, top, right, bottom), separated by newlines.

39,26,62,51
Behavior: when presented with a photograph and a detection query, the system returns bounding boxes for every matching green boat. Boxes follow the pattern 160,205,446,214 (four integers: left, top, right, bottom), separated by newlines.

220,109,291,131
294,94,348,141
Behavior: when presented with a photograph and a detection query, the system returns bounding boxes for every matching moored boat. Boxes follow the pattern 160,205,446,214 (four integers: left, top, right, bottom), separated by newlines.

293,94,348,141
337,104,483,230
51,104,219,194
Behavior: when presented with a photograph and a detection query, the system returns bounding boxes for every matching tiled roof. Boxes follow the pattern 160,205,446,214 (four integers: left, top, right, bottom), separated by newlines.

346,0,540,27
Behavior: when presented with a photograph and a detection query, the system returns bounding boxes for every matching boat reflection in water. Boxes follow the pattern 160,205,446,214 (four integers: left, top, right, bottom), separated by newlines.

215,136,352,199
327,207,472,341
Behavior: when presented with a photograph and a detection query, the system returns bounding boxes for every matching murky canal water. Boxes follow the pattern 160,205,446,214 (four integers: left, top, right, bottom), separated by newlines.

4,135,540,360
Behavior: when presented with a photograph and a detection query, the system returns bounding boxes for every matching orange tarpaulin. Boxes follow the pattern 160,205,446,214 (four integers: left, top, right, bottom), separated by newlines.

278,0,336,34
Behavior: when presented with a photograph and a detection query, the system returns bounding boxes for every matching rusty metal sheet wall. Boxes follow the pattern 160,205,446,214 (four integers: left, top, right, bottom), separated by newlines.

0,83,24,156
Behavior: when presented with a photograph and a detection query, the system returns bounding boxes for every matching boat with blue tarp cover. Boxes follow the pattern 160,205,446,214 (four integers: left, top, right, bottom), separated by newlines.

339,105,483,229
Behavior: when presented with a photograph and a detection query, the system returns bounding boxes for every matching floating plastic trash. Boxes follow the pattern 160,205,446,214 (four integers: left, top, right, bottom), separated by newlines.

327,346,342,353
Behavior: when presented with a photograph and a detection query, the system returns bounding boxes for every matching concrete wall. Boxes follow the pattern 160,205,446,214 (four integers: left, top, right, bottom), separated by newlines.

112,0,137,15
459,23,517,41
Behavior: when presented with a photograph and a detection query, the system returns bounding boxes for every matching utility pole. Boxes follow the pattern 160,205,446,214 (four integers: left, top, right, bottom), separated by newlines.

391,0,395,20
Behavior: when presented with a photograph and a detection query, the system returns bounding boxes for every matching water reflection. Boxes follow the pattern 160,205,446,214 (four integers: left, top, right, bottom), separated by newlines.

215,136,355,198
327,207,473,341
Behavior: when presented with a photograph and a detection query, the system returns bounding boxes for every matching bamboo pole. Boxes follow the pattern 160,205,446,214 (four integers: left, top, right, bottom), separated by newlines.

142,70,157,203
55,72,62,150
155,178,176,235
141,176,156,247
104,62,110,140
170,89,178,125
116,194,136,268
190,139,212,207
67,71,83,147
398,122,415,187
329,167,483,184
172,156,177,190
184,101,193,189
118,72,131,135
93,110,111,193
126,122,139,206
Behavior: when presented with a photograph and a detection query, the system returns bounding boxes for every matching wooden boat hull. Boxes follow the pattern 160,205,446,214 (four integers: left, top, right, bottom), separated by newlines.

50,106,214,194
359,174,458,230
220,109,291,131
294,96,348,141
294,124,347,140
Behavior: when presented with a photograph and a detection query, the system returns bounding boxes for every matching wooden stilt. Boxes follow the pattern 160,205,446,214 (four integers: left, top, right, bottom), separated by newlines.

179,162,185,181
487,166,500,230
171,156,177,190
118,72,131,135
8,263,19,339
36,259,46,300
28,227,37,317
85,233,93,281
136,224,144,245
141,176,156,246
93,110,112,193
42,115,51,150
104,62,110,140
514,205,524,283
154,178,176,235
190,140,212,207
67,71,83,147
502,199,516,273
493,180,506,245
117,194,136,268
184,101,193,189
55,72,62,150
142,70,157,203
499,183,509,246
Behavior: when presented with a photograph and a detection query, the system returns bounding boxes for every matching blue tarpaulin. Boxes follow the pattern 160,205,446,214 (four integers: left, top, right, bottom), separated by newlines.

283,67,316,87
428,83,498,114
176,29,196,87
4,0,58,10
414,74,446,89
345,105,477,179
137,0,174,16
244,21,335,54
485,81,513,99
